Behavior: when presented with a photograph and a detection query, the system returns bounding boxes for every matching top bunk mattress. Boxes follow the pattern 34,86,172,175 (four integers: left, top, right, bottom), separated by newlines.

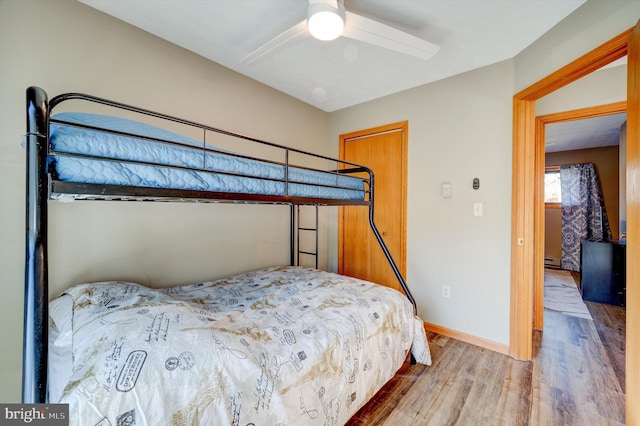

48,113,366,201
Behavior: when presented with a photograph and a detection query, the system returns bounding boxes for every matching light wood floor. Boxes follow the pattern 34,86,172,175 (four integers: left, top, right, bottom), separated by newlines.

347,300,626,425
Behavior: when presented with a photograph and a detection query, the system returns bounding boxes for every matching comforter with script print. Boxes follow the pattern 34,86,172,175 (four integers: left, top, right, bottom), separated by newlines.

49,266,431,425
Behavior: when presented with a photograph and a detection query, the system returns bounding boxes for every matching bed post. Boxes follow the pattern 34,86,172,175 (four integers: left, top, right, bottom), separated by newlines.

23,86,49,403
367,170,417,315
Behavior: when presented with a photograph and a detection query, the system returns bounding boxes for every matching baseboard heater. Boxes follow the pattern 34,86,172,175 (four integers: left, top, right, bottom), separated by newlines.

544,257,561,267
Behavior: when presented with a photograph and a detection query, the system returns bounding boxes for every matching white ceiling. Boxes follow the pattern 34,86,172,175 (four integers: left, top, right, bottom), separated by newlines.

79,0,624,153
545,113,627,153
79,0,587,112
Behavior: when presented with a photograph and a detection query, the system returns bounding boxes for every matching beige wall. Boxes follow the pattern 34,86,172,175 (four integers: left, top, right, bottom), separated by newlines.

328,60,515,345
536,64,627,116
545,146,621,262
0,0,328,402
545,207,563,262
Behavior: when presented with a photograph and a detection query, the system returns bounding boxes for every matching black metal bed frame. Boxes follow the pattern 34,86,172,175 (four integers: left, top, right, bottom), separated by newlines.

23,86,416,403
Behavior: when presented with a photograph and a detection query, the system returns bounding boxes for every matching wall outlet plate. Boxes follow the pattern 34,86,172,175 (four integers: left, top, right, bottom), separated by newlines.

442,182,452,198
442,285,450,298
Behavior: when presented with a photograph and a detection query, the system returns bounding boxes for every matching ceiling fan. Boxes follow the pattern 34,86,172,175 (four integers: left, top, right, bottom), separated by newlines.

239,0,440,66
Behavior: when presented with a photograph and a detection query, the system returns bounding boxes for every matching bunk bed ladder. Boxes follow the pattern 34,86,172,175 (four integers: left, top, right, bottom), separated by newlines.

296,205,319,269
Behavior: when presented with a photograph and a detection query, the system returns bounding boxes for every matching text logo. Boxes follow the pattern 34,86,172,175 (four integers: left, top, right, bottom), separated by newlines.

1,404,68,425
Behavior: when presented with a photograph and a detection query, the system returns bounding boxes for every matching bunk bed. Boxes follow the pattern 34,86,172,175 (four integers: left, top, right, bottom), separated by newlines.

23,86,430,424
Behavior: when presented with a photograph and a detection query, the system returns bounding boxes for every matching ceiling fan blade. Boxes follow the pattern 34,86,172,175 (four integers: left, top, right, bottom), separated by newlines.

240,19,310,67
342,11,439,60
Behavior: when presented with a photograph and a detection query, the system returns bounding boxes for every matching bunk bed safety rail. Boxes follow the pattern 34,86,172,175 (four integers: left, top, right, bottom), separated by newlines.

49,116,370,194
47,116,370,202
48,92,370,182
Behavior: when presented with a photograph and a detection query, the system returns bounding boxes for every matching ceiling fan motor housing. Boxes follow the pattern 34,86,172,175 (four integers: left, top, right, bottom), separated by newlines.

307,0,345,41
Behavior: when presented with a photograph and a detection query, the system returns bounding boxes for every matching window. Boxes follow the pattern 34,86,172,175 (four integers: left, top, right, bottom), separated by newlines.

545,168,561,207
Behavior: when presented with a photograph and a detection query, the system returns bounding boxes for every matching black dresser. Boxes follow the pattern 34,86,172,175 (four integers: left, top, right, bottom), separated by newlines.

580,239,626,306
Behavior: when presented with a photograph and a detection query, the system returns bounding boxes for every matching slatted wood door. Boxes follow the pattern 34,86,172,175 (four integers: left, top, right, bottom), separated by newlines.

338,122,407,291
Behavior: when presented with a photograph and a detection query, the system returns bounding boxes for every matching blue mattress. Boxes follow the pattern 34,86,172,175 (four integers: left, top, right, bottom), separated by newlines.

48,113,365,200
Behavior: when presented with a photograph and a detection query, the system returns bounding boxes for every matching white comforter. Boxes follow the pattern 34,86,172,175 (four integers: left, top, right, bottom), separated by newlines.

49,266,430,425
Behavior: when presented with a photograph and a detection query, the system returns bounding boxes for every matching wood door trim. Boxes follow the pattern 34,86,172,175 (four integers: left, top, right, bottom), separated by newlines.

626,20,640,426
533,102,627,331
537,101,628,123
338,121,408,278
533,115,546,331
516,29,631,101
511,29,630,361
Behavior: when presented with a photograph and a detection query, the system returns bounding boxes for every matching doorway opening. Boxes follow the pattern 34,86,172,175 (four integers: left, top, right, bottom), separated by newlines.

535,102,627,329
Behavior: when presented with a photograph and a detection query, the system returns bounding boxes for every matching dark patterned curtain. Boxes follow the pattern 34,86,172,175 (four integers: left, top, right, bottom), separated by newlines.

560,163,612,271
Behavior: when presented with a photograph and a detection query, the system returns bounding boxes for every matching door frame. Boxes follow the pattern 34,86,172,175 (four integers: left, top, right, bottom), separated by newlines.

510,27,631,360
338,121,408,280
511,25,638,422
533,101,627,331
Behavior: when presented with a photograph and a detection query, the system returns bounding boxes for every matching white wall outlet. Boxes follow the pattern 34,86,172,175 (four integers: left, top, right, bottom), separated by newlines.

473,202,483,216
442,285,450,298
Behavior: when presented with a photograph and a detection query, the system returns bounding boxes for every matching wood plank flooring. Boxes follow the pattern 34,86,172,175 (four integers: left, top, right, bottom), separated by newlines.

346,301,626,425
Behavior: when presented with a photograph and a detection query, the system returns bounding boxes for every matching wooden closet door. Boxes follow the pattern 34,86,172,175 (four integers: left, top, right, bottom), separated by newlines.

339,122,407,291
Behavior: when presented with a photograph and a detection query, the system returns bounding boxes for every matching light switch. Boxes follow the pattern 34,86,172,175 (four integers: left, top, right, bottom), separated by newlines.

473,203,483,216
442,182,452,198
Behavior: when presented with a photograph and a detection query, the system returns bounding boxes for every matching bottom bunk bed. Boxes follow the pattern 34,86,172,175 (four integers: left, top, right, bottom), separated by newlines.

49,266,430,425
23,86,430,423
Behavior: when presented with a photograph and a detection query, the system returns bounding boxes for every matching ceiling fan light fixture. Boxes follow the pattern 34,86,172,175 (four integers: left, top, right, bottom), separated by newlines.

308,2,345,41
